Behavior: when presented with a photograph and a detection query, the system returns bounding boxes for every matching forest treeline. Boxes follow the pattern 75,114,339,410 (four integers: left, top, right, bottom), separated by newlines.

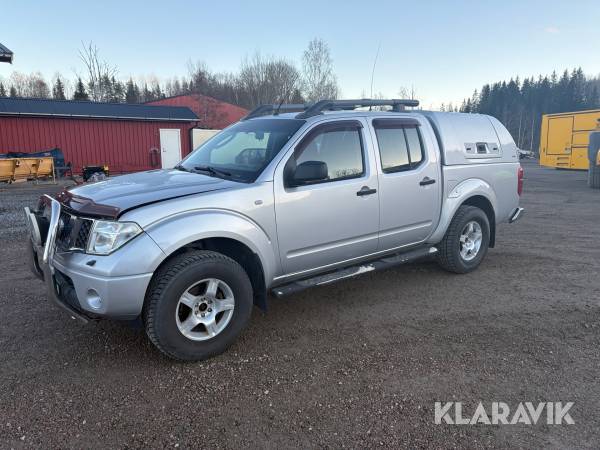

0,39,339,109
455,68,599,151
1,40,599,152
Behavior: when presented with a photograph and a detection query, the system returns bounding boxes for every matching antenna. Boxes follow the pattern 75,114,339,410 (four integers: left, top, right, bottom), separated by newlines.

370,42,381,100
274,97,285,115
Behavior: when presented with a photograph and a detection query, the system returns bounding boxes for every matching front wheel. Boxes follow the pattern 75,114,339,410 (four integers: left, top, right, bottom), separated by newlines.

143,250,253,361
437,205,490,274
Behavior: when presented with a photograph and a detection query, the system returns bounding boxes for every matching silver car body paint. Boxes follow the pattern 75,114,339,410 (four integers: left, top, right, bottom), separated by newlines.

30,110,522,319
70,169,239,213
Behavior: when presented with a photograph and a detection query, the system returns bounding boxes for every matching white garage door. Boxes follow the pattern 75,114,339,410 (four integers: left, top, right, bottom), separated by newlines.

159,129,182,169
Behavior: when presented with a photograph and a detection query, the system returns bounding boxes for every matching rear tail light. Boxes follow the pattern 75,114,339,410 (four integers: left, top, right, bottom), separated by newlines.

517,166,524,196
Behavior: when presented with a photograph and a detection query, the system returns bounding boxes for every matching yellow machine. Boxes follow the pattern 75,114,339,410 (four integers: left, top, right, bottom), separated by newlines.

539,109,600,170
0,157,55,183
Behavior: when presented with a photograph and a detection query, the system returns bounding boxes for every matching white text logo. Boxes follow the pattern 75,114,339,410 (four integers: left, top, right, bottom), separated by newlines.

434,402,574,425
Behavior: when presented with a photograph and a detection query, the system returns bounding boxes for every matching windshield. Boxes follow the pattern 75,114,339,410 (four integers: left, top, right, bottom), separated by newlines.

180,118,305,182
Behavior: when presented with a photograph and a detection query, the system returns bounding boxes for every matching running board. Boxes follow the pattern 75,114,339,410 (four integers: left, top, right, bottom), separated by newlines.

272,246,438,298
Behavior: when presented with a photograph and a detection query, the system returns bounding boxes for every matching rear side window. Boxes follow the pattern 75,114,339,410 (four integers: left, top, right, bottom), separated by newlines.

294,122,364,182
374,120,424,173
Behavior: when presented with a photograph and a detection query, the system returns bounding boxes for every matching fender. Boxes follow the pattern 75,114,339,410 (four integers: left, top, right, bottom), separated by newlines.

427,178,498,244
143,208,279,285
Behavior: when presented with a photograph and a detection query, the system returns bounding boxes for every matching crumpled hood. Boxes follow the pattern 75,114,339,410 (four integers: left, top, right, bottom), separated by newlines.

56,169,238,218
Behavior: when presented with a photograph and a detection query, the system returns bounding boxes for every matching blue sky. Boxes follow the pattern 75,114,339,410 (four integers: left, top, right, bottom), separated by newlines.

1,0,598,108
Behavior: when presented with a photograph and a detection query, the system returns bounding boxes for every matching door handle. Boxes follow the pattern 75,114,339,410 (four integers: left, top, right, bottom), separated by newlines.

419,177,436,186
356,186,377,196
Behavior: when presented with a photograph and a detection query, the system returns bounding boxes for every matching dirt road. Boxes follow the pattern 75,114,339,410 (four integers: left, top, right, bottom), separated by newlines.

1,161,598,448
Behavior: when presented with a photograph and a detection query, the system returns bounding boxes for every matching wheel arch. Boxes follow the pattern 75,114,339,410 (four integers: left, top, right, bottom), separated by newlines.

461,195,496,247
147,237,268,311
429,178,498,246
143,210,278,311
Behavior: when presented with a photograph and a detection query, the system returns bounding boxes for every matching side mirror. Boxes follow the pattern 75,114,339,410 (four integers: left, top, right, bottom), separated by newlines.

290,160,328,186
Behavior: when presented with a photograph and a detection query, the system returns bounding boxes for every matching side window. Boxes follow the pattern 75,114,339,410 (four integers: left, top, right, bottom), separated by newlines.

374,121,424,173
291,123,365,183
375,128,409,170
404,128,424,165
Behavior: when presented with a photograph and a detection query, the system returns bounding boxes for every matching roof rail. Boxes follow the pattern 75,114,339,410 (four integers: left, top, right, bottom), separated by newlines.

242,103,308,120
242,98,420,121
295,99,419,119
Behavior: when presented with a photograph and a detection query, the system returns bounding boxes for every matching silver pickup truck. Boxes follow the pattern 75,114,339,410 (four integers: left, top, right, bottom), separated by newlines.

25,99,524,361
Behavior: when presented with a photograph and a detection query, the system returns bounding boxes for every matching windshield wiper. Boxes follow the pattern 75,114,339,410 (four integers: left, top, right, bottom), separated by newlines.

174,164,191,172
194,165,232,178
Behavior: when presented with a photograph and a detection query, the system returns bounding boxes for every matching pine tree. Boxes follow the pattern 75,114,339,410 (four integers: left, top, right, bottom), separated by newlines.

52,77,66,100
587,85,599,109
142,83,152,102
556,69,571,111
111,77,125,103
73,77,89,100
0,82,6,97
98,74,113,102
151,82,163,100
125,78,140,103
9,86,17,97
478,85,491,114
569,68,586,110
470,90,479,113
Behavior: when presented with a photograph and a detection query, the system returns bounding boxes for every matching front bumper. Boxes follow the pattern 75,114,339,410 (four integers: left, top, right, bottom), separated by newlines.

24,199,162,322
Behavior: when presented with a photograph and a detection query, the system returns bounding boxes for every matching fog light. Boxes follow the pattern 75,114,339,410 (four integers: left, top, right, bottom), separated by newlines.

86,289,103,310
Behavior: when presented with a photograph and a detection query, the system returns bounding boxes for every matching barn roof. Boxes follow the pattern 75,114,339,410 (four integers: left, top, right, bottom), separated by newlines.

0,97,199,121
0,43,13,63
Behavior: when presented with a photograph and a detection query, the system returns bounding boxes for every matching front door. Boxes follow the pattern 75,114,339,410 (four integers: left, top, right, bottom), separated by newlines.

160,129,182,169
274,120,379,276
369,118,440,250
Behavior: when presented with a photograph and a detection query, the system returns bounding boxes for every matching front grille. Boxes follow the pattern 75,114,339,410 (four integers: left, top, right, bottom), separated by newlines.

75,219,93,249
55,211,93,252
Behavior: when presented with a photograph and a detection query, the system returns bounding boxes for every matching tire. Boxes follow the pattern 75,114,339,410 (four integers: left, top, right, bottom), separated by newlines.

588,164,600,189
437,205,490,274
143,250,253,361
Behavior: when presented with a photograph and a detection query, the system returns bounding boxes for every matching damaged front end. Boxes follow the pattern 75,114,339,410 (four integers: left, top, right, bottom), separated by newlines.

24,196,90,323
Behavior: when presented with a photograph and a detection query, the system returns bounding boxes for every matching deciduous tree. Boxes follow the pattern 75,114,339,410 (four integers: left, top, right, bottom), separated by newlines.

301,38,339,102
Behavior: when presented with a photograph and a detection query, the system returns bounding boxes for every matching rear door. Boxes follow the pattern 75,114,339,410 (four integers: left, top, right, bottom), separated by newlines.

274,119,379,276
546,116,573,156
369,117,441,250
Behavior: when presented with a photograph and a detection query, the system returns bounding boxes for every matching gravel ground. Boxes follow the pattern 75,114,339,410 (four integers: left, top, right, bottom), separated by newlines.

0,161,599,448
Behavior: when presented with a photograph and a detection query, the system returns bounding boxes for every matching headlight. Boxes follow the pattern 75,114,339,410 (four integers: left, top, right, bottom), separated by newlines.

87,220,142,255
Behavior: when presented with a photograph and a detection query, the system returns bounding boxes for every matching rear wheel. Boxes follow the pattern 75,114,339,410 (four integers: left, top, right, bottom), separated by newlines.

437,205,490,274
143,250,253,361
588,163,600,189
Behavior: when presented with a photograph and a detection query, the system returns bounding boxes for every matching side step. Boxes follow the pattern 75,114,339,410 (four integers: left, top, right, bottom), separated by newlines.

272,246,438,298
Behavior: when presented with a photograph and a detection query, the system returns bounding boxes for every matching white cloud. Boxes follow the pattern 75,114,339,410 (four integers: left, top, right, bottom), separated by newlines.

544,26,560,34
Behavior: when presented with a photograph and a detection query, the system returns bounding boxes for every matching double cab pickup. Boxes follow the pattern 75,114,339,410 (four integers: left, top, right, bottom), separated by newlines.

25,99,524,361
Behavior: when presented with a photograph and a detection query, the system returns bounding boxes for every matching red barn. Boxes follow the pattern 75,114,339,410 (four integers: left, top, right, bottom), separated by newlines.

0,97,199,173
146,94,247,130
